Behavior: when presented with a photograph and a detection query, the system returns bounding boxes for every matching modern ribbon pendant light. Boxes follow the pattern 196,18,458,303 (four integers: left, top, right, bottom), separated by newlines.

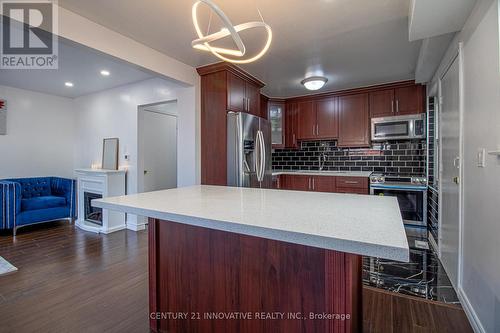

191,0,272,64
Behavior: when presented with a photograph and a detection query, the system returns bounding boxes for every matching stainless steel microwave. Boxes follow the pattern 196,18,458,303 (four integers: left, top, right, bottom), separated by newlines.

371,114,426,141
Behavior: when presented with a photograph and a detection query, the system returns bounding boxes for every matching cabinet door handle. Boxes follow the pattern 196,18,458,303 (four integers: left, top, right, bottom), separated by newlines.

247,98,250,111
391,100,394,113
344,181,359,184
316,124,319,136
308,177,311,190
312,125,315,136
396,100,399,113
293,133,296,145
312,178,315,190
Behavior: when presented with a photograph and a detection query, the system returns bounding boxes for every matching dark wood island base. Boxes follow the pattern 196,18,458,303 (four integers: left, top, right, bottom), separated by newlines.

148,218,362,333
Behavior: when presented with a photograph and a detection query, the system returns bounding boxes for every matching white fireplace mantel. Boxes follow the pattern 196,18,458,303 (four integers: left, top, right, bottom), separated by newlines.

75,168,126,234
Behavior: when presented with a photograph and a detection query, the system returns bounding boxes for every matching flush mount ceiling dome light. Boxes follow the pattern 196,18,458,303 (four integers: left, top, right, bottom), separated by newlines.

191,0,272,64
301,76,328,91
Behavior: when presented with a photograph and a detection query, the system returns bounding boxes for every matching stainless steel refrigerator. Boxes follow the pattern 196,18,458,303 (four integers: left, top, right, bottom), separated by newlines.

227,112,272,189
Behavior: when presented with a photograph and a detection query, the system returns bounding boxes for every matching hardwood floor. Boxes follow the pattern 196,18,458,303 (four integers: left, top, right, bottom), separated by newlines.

0,221,149,333
363,286,473,333
0,222,473,333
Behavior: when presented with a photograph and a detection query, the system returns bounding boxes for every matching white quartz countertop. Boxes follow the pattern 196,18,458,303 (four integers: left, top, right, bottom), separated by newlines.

93,185,409,262
272,170,372,177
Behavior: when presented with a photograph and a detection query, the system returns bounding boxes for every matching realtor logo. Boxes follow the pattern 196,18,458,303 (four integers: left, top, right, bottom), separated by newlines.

1,0,58,69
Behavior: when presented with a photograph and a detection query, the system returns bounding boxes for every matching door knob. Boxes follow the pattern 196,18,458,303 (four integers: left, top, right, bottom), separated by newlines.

144,170,148,175
453,176,460,185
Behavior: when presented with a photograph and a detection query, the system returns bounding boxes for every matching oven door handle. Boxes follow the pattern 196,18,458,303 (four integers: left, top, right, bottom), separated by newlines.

370,185,428,191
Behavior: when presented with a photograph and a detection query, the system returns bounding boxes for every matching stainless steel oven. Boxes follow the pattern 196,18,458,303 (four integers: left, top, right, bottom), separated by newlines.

371,114,426,141
370,174,427,227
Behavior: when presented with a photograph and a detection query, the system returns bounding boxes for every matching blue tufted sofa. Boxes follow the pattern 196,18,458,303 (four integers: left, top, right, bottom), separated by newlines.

0,177,77,236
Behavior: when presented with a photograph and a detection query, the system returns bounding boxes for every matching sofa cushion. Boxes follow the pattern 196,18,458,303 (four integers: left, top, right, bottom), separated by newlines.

17,206,70,226
15,178,52,199
21,196,66,211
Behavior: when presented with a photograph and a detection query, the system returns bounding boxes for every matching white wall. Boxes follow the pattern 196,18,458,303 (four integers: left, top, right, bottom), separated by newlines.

431,0,500,331
73,78,197,230
0,85,74,179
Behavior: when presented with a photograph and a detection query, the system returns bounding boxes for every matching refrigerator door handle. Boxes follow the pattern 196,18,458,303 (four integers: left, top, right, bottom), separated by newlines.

259,130,266,183
255,130,262,182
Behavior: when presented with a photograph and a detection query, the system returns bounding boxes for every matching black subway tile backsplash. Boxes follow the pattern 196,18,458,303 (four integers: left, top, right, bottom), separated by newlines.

273,139,427,176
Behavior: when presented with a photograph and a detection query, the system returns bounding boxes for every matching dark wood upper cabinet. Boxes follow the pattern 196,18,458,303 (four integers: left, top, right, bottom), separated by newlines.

226,72,262,116
395,85,424,115
369,89,395,118
246,81,261,116
316,98,338,139
338,93,370,147
296,98,338,141
227,73,246,112
260,94,269,119
285,102,299,149
369,84,424,117
297,100,316,140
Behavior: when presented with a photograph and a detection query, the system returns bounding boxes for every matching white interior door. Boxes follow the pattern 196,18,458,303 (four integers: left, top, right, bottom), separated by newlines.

439,54,461,288
139,109,177,192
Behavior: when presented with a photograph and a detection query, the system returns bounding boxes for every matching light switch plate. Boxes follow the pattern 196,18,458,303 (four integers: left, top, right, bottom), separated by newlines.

477,148,486,168
0,111,6,135
0,99,6,135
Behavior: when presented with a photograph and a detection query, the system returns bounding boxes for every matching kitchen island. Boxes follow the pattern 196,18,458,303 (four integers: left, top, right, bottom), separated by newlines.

93,185,408,333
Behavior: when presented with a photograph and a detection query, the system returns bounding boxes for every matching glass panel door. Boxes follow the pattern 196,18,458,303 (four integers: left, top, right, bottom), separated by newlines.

269,102,284,146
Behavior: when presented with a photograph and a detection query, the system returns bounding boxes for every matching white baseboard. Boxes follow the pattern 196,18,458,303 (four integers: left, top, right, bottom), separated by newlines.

126,222,146,231
101,224,127,234
457,287,485,333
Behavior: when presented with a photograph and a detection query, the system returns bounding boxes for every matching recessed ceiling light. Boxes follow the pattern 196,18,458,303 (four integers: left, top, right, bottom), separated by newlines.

301,76,328,91
65,82,74,87
100,70,110,76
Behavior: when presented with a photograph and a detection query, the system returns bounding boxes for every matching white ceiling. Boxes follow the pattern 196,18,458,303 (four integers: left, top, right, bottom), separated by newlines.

409,0,477,41
58,0,423,98
0,38,155,99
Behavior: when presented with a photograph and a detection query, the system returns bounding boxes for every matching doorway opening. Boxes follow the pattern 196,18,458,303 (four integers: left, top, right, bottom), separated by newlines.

138,101,178,196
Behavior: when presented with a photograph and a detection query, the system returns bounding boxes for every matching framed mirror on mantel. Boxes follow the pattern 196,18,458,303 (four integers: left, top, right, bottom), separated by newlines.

102,138,119,170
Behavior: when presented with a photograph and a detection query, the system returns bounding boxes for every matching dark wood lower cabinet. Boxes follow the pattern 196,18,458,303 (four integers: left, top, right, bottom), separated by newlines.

287,174,311,191
149,218,362,333
313,176,337,193
336,177,369,195
278,175,368,195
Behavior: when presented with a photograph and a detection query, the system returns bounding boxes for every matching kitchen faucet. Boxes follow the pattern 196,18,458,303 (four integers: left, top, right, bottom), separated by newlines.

319,154,327,171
